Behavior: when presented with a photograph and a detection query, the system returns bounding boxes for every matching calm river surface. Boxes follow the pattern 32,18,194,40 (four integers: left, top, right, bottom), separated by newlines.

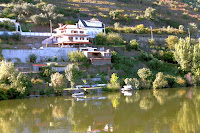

0,87,200,133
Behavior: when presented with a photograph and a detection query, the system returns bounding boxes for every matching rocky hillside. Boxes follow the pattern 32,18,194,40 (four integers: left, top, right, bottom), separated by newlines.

46,0,200,27
0,0,199,31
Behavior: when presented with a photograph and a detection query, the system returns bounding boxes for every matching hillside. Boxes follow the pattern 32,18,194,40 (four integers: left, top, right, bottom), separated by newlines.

0,0,199,31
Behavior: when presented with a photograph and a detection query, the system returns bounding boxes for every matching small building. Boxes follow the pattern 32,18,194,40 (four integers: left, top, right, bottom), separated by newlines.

78,19,105,38
33,64,47,72
83,49,112,65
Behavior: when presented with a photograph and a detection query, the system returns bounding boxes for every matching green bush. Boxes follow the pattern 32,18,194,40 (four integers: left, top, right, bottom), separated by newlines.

71,13,78,18
182,12,188,19
135,24,145,34
162,51,176,63
144,7,156,20
153,72,168,89
0,20,15,31
109,10,124,20
94,32,124,46
1,33,9,40
107,73,120,90
148,38,155,46
138,51,153,61
129,39,140,50
30,14,48,25
74,9,80,13
136,15,145,21
29,54,37,63
147,58,164,70
80,13,88,17
68,51,88,63
0,61,29,100
51,72,65,90
137,68,153,81
94,33,107,45
107,32,124,45
188,23,198,34
165,35,178,50
12,33,21,41
31,78,44,85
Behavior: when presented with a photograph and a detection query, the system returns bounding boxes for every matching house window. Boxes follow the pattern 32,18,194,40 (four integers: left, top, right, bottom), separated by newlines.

87,38,89,40
69,37,73,40
76,37,78,40
61,31,64,33
71,30,73,33
80,37,84,40
74,31,78,33
80,31,84,34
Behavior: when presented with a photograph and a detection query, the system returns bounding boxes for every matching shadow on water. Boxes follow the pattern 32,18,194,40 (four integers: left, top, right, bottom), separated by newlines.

0,87,200,133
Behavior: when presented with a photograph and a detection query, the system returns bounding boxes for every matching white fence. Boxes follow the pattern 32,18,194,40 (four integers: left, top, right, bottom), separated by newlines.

0,31,52,37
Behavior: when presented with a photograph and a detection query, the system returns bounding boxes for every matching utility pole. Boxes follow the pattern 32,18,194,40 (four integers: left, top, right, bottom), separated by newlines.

50,20,52,36
187,28,190,39
150,26,153,39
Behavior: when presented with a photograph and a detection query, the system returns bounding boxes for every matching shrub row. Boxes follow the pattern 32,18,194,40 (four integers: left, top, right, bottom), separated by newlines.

106,24,186,35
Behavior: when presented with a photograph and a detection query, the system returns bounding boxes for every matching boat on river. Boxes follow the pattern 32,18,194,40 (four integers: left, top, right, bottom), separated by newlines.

121,85,133,92
72,92,84,97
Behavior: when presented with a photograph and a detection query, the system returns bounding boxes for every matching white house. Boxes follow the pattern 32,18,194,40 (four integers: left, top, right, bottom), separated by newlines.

0,18,21,32
42,19,105,46
42,23,92,47
78,19,105,38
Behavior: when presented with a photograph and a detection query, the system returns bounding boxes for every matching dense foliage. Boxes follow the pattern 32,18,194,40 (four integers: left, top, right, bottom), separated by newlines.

174,38,200,84
68,51,88,63
0,61,30,100
51,72,65,91
94,32,125,46
107,73,120,90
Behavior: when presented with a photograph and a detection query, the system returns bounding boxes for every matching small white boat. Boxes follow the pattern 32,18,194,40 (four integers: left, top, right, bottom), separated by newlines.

121,85,133,91
72,92,84,97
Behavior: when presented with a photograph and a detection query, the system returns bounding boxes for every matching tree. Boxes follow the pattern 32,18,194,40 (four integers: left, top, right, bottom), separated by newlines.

65,64,80,88
165,35,179,50
137,68,153,81
94,33,107,45
153,72,168,89
68,51,88,63
174,38,193,72
109,10,124,20
29,54,37,63
107,73,120,90
51,72,65,91
124,78,140,89
144,7,156,20
188,23,198,35
174,38,200,83
22,3,37,16
0,61,28,99
107,32,124,45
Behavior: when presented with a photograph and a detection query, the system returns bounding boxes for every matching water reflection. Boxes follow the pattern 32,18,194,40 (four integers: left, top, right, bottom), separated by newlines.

0,88,200,132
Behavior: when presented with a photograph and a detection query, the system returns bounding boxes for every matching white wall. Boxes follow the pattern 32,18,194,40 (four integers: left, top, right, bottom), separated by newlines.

86,28,104,38
2,47,77,63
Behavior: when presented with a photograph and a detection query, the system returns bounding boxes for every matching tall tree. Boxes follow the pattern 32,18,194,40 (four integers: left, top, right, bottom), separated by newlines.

65,64,80,88
174,38,200,83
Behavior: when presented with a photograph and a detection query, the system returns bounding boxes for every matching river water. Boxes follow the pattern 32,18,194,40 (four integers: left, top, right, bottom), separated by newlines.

0,87,200,133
